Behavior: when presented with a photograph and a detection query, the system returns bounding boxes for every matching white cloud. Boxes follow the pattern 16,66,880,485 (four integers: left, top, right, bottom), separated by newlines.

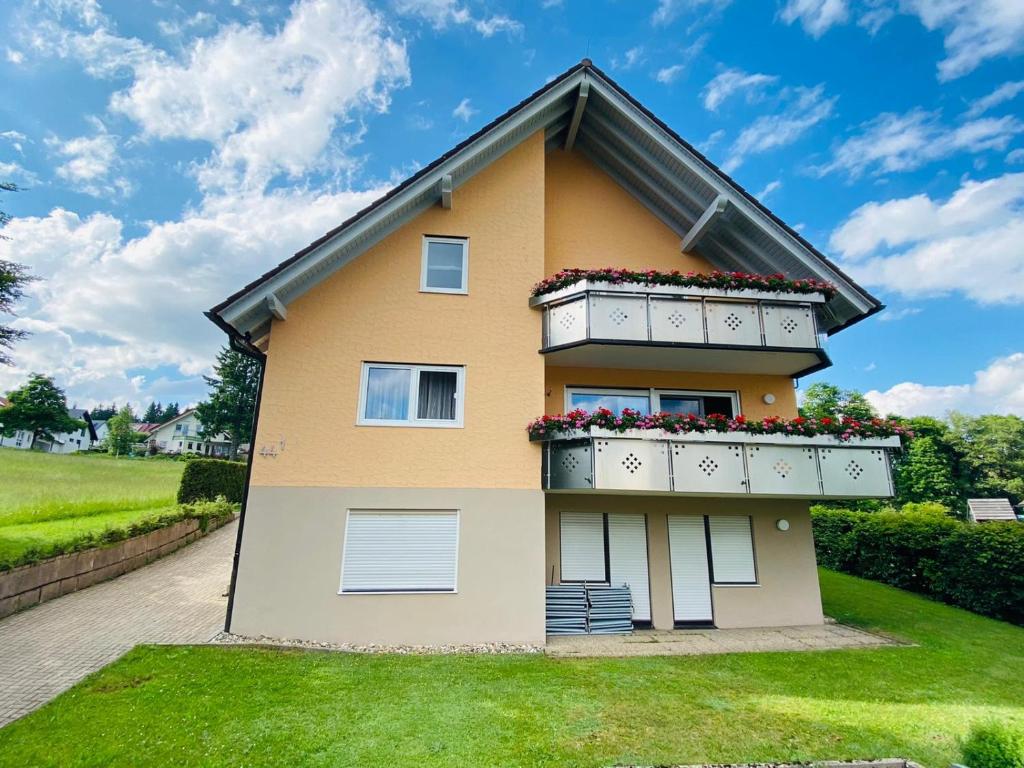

45,118,130,198
755,179,782,200
779,0,849,37
1008,148,1024,164
6,48,24,64
965,80,1024,118
781,1,1024,81
392,0,523,37
865,353,1024,417
698,128,726,154
830,172,1024,303
702,68,778,111
902,0,1024,81
612,46,645,71
452,97,478,122
655,64,685,84
110,0,410,192
723,84,836,173
816,108,1023,178
877,306,922,322
0,185,389,409
651,0,731,26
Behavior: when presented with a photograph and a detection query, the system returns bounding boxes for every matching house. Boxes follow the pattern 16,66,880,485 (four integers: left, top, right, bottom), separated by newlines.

207,61,898,647
142,409,231,456
92,419,109,446
967,499,1018,523
0,396,34,449
0,400,97,452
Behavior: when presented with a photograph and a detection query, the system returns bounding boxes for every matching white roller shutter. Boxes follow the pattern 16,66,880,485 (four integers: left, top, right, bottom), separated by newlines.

560,511,606,582
708,515,756,584
667,515,713,623
341,512,458,592
607,513,651,622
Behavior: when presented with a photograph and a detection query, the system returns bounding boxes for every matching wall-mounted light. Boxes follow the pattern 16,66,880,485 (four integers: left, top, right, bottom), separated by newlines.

776,519,790,532
762,393,776,405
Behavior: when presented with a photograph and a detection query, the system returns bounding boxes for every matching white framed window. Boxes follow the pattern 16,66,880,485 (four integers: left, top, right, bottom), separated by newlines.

421,236,468,294
357,362,465,428
340,511,459,594
708,515,757,584
565,387,739,417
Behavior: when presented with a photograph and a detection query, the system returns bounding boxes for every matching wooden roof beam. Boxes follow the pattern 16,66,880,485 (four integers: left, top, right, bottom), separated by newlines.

681,195,730,253
564,81,590,151
439,174,453,209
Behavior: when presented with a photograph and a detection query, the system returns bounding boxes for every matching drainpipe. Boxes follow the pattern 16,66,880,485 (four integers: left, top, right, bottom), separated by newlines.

207,314,267,635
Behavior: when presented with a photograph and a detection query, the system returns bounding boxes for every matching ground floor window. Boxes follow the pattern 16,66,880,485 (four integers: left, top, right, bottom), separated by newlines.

707,515,757,584
340,511,459,594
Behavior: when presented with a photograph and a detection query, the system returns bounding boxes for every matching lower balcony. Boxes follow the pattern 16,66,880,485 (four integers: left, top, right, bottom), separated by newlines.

537,429,897,499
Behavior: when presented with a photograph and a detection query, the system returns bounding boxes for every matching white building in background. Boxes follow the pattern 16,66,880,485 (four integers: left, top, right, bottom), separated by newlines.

0,400,98,453
144,409,231,456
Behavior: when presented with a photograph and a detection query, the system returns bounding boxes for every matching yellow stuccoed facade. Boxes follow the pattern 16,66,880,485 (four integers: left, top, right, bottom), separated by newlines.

252,132,798,489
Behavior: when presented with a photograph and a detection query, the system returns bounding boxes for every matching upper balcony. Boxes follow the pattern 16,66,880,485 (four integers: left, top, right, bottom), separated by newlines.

529,271,833,377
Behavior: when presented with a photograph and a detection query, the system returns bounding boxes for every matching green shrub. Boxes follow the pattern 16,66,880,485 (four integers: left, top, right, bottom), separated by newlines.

961,722,1024,768
811,507,1024,625
0,500,236,571
931,524,1024,624
176,458,246,504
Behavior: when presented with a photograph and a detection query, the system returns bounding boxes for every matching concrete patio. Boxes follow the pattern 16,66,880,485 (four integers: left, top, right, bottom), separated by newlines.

545,622,901,657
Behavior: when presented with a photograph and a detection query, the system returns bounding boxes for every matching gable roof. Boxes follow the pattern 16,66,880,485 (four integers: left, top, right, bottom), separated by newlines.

208,59,882,352
967,498,1018,522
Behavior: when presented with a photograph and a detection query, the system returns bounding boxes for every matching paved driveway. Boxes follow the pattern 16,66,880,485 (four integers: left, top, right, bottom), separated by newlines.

0,519,237,727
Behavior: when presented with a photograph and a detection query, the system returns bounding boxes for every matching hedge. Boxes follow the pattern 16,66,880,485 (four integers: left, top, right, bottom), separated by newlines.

812,506,1024,625
177,458,247,504
0,500,236,572
961,721,1024,768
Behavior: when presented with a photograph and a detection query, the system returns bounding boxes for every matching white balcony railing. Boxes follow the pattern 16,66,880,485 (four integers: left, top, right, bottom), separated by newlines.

529,281,830,376
537,428,897,499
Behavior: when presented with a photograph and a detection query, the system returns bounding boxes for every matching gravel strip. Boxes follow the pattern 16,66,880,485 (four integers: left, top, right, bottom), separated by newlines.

209,631,544,655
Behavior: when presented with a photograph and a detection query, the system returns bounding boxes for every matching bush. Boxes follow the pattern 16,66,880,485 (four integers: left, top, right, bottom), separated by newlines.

176,458,246,504
811,506,1024,625
961,722,1024,768
0,500,236,571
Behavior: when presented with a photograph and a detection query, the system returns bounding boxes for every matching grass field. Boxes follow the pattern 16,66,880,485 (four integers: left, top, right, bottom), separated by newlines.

0,449,186,568
0,569,1020,767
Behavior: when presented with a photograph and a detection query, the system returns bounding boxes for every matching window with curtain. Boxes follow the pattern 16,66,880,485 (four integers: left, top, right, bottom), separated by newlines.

359,363,464,427
421,237,468,293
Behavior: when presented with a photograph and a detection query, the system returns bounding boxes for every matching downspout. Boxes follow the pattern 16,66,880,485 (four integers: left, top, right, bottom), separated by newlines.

206,311,267,634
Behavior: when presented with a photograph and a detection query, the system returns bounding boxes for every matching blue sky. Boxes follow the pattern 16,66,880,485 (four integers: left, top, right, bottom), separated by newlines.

1,0,1023,417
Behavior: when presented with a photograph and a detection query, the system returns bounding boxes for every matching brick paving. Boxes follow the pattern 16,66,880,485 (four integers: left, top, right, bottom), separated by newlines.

0,519,237,727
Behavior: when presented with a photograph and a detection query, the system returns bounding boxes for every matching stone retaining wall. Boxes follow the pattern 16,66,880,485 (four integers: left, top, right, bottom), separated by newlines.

0,514,235,618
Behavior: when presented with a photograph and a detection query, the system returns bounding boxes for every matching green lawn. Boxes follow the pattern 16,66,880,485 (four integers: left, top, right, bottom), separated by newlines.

0,448,184,526
0,449,186,569
0,570,1020,768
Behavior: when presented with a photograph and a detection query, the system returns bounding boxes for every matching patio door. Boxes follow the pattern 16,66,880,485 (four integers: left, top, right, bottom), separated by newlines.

607,514,651,623
559,511,652,623
667,515,713,625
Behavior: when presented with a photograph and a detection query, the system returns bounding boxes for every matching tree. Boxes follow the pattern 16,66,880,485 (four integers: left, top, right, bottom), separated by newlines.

1,182,35,366
196,347,261,461
90,403,118,421
800,382,877,421
142,401,163,423
894,437,963,514
160,402,180,423
946,412,1024,506
0,373,84,446
106,405,143,456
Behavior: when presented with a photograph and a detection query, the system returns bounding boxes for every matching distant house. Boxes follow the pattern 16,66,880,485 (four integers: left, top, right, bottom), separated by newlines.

0,400,98,453
0,396,34,449
142,409,231,457
92,419,109,446
967,499,1019,523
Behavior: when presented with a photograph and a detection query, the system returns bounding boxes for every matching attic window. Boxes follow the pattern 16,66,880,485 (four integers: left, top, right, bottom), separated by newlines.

421,237,468,294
